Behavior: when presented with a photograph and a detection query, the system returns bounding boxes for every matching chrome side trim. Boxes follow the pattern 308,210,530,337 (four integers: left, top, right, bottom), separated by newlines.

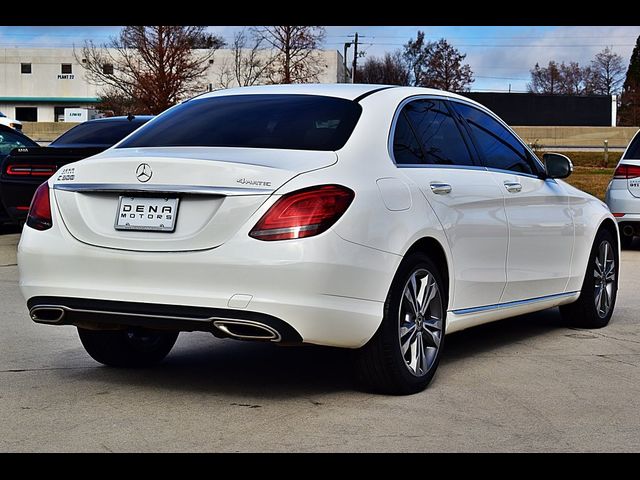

53,183,273,196
451,291,579,316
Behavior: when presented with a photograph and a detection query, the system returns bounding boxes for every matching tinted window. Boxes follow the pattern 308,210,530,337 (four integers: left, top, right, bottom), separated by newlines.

52,120,149,147
403,99,473,166
452,102,536,175
118,95,362,151
624,134,640,160
392,112,424,164
0,129,38,156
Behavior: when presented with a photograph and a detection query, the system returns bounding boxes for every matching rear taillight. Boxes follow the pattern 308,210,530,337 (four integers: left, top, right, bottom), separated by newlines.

613,164,640,179
6,164,57,177
249,185,354,241
26,182,53,231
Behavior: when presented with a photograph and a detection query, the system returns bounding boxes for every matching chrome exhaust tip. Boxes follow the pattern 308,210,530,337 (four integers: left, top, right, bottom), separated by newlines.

30,306,66,324
622,225,635,237
213,319,281,342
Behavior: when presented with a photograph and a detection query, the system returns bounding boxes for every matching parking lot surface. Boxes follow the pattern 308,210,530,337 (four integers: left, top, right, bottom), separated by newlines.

1,230,639,452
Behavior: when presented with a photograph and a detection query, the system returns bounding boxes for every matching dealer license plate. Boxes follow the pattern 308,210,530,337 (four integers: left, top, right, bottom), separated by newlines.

115,196,179,232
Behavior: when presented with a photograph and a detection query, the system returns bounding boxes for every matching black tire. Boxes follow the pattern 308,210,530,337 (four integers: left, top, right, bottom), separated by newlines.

620,233,634,250
78,327,179,367
559,229,618,329
355,253,447,395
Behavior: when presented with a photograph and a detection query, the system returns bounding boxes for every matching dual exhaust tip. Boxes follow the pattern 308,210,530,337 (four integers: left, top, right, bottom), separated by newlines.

29,306,281,342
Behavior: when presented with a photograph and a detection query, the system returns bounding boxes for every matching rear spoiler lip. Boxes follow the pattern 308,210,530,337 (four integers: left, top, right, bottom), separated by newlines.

52,183,274,197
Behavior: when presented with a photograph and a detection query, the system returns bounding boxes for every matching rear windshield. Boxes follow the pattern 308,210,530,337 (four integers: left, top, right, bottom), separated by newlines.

624,134,640,160
117,94,362,151
52,120,149,147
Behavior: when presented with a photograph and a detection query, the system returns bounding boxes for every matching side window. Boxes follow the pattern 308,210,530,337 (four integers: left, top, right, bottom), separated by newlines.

392,111,424,165
452,102,536,175
404,99,473,166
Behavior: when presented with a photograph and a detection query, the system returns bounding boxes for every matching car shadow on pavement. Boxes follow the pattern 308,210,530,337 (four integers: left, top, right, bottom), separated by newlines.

0,224,21,235
65,308,567,397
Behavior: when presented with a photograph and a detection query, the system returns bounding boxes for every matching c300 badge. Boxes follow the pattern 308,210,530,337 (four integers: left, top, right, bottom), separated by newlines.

56,167,75,181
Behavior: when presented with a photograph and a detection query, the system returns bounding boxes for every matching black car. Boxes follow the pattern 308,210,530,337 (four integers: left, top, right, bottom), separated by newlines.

0,115,153,224
0,125,40,224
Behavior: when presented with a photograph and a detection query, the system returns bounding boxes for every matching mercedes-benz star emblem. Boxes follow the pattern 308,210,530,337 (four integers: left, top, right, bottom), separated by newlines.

136,163,152,183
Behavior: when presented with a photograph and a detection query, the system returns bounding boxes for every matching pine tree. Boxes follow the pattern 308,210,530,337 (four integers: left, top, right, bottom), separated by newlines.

619,36,640,126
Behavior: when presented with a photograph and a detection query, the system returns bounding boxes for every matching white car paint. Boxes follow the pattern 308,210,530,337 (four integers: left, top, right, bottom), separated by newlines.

0,111,22,131
19,84,616,349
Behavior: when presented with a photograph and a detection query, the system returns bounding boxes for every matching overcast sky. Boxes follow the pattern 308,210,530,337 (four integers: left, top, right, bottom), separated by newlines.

1,25,638,92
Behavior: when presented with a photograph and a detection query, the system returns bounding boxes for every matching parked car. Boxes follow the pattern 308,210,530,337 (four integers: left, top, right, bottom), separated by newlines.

0,115,152,224
0,111,23,131
19,85,619,394
0,125,39,224
605,130,640,249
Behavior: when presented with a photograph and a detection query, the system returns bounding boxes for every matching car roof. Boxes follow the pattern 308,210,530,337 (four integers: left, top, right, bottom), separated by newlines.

197,83,485,105
85,115,154,124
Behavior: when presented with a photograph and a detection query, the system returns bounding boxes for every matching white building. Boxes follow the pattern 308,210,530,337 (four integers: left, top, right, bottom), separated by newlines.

0,47,349,123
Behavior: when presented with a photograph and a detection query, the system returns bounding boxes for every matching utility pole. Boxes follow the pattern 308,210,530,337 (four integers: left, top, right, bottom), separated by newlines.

343,42,351,83
352,32,359,84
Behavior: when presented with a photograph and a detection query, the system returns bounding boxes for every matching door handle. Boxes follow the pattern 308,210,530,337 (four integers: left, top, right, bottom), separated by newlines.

504,181,522,193
430,182,452,195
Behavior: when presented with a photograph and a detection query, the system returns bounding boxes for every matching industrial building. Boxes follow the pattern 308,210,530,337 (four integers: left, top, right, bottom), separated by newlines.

0,47,349,122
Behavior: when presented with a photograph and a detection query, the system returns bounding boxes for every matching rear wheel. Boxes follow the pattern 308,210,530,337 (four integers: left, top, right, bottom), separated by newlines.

560,229,618,328
355,253,446,395
78,327,179,367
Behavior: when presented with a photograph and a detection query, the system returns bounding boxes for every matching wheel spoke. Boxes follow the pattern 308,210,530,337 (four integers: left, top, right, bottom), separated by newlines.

409,332,420,372
603,283,612,313
401,328,418,356
423,316,442,332
422,327,441,349
419,333,429,374
594,284,604,314
419,278,437,316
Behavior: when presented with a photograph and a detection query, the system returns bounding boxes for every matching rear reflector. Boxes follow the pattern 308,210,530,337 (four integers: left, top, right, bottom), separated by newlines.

613,164,640,179
249,185,354,241
16,206,30,211
26,182,53,231
6,164,57,177
612,213,626,217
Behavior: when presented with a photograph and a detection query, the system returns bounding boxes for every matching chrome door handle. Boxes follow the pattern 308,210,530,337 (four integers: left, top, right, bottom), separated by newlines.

504,181,522,193
430,182,452,195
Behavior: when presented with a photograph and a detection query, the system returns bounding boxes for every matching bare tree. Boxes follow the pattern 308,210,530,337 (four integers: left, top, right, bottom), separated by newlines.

528,61,562,94
217,29,272,88
251,26,325,84
75,26,224,114
403,31,433,86
420,39,473,92
558,62,587,95
356,51,409,85
591,47,625,96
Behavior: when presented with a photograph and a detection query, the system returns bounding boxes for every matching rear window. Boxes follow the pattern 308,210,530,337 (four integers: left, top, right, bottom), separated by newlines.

117,94,362,151
52,120,149,147
624,134,640,160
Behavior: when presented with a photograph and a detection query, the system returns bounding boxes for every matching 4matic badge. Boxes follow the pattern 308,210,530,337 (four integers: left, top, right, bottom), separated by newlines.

237,178,272,187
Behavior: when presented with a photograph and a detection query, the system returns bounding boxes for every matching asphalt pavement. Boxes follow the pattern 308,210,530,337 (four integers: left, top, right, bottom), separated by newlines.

1,229,639,452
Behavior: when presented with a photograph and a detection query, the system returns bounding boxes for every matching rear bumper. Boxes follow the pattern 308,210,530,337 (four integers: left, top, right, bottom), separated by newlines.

19,220,401,348
605,182,640,220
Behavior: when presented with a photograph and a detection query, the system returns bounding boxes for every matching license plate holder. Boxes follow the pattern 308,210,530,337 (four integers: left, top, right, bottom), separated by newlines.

114,196,179,232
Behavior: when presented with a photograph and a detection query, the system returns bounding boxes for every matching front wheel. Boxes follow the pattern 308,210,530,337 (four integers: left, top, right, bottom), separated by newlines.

560,229,618,328
78,327,179,367
355,253,446,395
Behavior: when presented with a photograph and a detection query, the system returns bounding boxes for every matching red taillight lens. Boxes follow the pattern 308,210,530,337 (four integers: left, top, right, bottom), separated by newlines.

6,164,57,177
249,185,354,241
26,182,53,231
614,164,640,179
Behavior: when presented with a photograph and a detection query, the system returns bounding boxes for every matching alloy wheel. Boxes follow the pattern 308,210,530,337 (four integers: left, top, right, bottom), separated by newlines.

594,240,616,318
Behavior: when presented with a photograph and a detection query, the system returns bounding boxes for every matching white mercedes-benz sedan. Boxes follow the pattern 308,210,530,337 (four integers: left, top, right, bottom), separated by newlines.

19,84,619,394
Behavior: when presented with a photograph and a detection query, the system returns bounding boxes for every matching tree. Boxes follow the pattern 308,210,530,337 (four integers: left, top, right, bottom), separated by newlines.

591,47,625,96
558,62,588,95
620,36,640,126
76,26,225,115
217,29,272,88
251,26,325,84
420,38,473,91
356,51,409,85
403,31,433,86
528,61,562,94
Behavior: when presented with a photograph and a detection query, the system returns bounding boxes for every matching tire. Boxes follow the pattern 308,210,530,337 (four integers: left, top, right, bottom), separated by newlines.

560,229,618,329
355,253,446,395
620,234,633,250
78,327,179,367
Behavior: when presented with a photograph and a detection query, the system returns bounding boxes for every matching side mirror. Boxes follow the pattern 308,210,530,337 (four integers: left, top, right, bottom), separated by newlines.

543,153,573,179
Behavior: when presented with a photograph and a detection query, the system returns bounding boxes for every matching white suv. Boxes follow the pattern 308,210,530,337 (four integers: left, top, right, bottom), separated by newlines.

0,111,22,131
606,130,640,248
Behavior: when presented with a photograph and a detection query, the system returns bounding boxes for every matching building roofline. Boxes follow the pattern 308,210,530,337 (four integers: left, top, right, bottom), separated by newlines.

0,97,100,103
